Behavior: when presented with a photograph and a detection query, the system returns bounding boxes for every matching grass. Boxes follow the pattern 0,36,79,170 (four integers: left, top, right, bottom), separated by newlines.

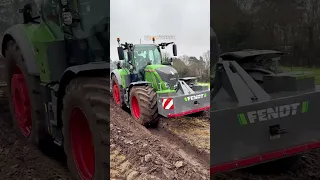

282,66,320,84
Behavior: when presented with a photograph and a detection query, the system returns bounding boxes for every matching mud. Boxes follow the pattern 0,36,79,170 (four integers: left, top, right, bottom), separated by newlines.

0,105,75,180
110,100,210,180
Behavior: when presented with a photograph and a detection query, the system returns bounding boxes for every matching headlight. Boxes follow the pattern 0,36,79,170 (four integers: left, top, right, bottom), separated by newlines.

61,0,68,6
173,84,178,89
62,12,72,25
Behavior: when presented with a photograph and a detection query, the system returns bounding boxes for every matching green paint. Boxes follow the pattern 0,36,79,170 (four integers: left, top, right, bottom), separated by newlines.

237,113,248,125
144,65,170,91
156,89,176,94
302,101,309,113
23,22,63,83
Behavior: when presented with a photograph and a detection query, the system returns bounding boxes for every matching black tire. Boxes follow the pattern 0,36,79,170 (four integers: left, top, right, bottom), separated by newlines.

4,39,48,147
247,155,301,174
62,77,109,180
111,75,125,108
129,86,159,126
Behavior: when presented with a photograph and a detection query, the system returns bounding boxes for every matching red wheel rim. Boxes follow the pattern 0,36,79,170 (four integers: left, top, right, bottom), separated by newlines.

113,83,120,104
70,107,95,180
131,96,140,119
11,65,32,137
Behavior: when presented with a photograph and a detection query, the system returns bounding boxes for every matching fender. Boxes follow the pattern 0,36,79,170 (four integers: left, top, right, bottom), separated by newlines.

56,62,109,127
59,62,109,89
1,24,39,75
63,62,109,75
111,69,122,87
129,81,151,89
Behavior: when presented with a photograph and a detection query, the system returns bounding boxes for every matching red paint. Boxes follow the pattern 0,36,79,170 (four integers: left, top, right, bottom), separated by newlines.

131,96,140,119
113,83,120,105
11,65,32,137
167,105,210,117
70,107,95,180
210,142,320,174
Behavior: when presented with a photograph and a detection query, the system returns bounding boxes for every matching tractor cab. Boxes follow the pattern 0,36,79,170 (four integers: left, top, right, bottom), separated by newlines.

116,38,177,83
132,44,162,75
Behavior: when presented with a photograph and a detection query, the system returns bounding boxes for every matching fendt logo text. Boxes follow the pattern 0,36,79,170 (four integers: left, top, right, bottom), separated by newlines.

184,93,207,101
237,101,309,125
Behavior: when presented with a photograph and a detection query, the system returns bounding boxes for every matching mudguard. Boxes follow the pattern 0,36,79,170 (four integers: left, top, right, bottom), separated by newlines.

60,62,109,89
129,81,151,88
111,69,122,87
63,62,109,75
1,24,39,75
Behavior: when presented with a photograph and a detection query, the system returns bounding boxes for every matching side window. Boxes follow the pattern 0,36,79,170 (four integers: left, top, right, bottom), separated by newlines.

148,50,154,63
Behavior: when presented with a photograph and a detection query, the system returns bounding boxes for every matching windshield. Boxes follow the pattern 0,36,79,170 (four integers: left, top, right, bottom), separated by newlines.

133,45,162,71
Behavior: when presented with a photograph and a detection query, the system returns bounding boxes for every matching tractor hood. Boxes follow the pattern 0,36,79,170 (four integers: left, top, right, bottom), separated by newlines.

148,65,179,89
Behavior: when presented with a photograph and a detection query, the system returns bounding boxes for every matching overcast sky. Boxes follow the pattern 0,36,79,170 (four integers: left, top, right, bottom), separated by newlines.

110,0,210,60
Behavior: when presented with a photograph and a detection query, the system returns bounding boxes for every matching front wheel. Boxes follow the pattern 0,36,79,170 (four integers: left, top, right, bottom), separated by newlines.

129,86,159,126
62,77,109,180
4,40,48,146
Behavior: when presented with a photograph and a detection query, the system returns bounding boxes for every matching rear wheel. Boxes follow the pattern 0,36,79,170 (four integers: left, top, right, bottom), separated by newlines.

4,40,48,146
129,86,159,126
62,77,109,180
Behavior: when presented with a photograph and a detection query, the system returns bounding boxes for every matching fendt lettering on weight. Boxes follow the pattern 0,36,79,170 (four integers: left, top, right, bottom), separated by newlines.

185,93,206,101
247,103,300,123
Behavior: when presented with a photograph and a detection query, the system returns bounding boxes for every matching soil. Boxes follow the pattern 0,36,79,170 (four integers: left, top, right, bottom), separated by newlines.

110,100,210,180
0,102,75,180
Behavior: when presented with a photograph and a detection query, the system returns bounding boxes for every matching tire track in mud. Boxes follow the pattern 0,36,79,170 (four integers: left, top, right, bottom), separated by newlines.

148,118,210,171
110,100,210,179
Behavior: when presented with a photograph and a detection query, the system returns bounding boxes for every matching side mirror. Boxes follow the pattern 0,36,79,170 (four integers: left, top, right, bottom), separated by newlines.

117,47,125,60
173,44,177,56
127,51,133,62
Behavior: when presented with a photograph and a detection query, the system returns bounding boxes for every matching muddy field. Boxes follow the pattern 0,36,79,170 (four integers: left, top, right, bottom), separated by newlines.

0,103,75,180
110,100,210,180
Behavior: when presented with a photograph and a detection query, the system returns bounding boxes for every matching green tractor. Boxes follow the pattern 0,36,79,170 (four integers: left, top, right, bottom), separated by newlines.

0,1,108,180
111,38,210,126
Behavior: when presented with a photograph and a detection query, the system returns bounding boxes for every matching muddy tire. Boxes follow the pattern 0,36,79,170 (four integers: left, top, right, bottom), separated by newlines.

62,77,109,180
248,155,301,174
4,40,48,147
111,75,125,108
129,86,159,126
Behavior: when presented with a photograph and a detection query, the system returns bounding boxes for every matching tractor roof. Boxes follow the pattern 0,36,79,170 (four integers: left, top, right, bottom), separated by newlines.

220,50,283,61
134,44,156,46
